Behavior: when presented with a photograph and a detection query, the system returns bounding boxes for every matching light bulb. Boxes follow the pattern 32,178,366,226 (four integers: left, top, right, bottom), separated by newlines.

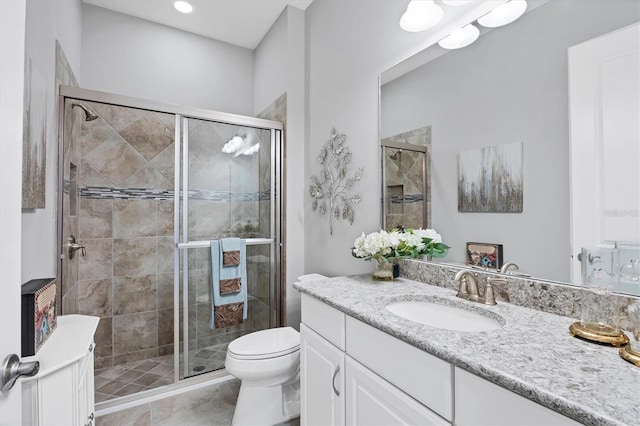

438,24,479,49
442,0,473,5
174,1,193,14
400,0,443,32
478,0,527,28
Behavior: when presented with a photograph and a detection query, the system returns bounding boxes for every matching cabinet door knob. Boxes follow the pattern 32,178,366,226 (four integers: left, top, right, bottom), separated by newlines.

332,365,341,397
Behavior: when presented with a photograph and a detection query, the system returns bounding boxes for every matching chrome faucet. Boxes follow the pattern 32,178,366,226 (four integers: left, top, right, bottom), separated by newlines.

455,269,499,305
500,262,519,274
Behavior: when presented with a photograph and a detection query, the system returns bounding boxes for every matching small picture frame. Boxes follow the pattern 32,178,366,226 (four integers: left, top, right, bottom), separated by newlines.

466,242,503,269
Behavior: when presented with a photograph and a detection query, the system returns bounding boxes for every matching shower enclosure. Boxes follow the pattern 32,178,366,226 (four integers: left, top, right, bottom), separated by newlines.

57,86,283,403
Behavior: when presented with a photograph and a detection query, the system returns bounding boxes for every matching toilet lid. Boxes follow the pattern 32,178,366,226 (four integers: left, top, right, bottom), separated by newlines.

228,327,300,360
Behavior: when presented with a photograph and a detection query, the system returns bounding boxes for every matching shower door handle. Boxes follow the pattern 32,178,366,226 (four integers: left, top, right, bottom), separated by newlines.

331,365,340,397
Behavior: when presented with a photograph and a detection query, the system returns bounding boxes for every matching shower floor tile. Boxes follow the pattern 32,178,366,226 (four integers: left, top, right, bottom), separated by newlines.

95,345,230,403
95,354,175,402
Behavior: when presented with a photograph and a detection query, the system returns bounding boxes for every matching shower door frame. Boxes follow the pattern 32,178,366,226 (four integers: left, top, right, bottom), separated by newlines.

175,116,282,380
57,86,284,395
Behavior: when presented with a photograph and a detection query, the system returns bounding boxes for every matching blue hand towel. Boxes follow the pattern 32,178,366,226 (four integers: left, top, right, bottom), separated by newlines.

210,238,247,328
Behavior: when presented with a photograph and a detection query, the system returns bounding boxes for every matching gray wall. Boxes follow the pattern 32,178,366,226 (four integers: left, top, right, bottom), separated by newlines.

381,0,640,282
81,4,254,115
304,0,448,277
22,0,83,282
253,6,307,328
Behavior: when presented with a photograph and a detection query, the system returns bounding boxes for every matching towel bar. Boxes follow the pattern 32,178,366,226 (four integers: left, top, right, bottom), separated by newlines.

177,238,273,249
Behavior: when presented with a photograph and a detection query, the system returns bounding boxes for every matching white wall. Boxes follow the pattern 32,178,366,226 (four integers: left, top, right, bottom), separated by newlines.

253,8,288,115
304,0,448,276
254,6,307,328
81,4,254,115
21,0,83,282
381,0,640,283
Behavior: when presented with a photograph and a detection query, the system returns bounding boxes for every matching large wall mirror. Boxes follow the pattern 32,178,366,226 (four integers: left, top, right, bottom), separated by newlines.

380,0,640,294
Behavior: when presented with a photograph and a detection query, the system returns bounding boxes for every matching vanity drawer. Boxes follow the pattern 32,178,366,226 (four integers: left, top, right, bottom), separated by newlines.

346,316,453,421
301,293,346,350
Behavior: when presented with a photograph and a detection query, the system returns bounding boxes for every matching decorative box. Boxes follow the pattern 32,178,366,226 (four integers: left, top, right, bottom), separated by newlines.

466,242,504,269
21,278,57,357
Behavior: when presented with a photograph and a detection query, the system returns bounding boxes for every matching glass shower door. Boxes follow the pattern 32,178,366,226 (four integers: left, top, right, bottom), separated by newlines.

176,117,279,379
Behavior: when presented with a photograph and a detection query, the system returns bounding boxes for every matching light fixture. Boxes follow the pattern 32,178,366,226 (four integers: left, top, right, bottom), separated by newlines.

400,0,443,32
477,0,527,28
438,24,479,49
442,0,473,5
174,1,193,14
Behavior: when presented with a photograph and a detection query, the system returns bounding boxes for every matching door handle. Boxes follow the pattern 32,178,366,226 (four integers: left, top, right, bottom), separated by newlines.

577,252,600,264
332,365,340,397
1,354,40,391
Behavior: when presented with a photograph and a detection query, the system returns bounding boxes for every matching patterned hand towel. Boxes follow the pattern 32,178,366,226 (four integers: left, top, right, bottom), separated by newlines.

209,238,247,328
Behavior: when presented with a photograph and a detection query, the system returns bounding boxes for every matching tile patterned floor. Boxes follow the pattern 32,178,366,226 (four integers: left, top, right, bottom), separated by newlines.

96,377,300,426
95,343,229,402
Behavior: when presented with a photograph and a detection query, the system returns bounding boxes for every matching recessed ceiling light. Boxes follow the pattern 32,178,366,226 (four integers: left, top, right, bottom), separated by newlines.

174,1,193,14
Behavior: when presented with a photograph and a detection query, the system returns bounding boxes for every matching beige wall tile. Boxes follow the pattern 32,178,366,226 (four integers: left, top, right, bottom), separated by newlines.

113,200,158,238
78,238,113,280
113,311,158,355
113,237,157,277
113,275,157,315
78,278,113,317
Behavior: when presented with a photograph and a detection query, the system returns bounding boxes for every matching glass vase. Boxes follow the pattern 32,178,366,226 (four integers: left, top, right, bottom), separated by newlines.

372,258,394,281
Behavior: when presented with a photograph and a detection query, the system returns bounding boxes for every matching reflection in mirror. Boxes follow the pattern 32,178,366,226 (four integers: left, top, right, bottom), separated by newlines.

381,138,429,230
380,0,640,294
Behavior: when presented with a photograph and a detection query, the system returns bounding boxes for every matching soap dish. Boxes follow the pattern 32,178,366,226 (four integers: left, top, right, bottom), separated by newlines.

619,345,640,367
569,322,630,347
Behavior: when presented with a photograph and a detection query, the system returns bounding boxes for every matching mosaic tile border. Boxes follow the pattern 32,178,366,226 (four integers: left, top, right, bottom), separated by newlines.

390,194,424,204
70,184,270,201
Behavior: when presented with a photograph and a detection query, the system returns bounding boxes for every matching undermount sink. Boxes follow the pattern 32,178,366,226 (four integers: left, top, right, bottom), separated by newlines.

386,300,503,332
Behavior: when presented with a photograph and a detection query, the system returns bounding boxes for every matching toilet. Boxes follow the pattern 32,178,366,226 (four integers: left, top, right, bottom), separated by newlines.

225,274,326,425
225,327,301,425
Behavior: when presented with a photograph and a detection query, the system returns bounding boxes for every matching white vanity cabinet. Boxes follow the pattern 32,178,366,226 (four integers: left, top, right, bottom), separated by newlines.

300,293,581,426
300,324,345,425
300,294,346,425
455,368,581,426
300,294,449,425
22,315,100,426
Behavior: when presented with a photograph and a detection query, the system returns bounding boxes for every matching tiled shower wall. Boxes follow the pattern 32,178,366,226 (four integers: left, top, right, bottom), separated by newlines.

68,101,276,370
381,125,431,230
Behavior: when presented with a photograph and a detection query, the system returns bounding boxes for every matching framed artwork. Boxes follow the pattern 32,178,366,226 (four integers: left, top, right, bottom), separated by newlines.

466,242,503,269
22,57,48,209
458,142,523,212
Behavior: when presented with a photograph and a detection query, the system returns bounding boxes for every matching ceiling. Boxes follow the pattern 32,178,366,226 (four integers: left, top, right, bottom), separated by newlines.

82,0,314,49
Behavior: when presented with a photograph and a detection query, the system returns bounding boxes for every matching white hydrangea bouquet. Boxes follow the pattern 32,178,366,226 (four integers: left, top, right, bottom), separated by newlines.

352,228,448,280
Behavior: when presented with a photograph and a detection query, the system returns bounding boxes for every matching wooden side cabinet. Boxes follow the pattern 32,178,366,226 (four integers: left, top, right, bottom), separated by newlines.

22,315,99,426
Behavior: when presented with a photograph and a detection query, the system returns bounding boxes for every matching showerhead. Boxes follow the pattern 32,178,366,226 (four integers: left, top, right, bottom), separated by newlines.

389,150,401,160
71,103,99,121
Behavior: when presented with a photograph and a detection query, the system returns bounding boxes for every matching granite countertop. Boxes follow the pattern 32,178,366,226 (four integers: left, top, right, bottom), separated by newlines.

294,274,640,426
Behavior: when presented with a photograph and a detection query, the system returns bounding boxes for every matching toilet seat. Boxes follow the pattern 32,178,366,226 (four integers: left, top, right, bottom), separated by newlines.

228,327,300,360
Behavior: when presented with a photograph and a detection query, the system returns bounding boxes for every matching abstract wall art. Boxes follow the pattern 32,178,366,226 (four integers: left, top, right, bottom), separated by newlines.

458,141,523,213
22,57,48,209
